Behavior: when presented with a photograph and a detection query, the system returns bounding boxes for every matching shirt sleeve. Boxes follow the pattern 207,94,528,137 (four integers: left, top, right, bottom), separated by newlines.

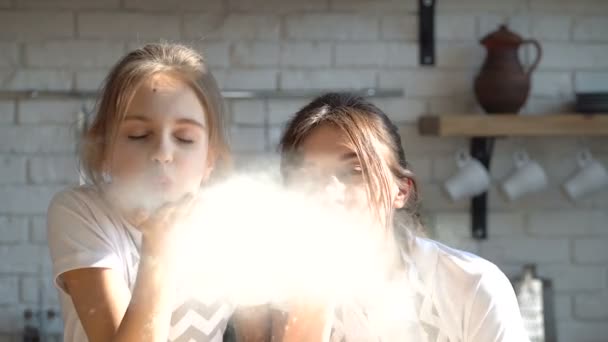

47,188,123,294
465,265,531,342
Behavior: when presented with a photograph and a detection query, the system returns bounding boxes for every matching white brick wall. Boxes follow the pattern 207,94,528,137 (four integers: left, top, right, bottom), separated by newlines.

24,41,126,68
0,0,607,339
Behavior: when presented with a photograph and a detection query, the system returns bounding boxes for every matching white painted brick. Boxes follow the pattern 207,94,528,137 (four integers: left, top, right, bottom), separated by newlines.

0,277,19,305
521,98,572,115
402,154,432,183
25,41,125,68
479,238,570,264
20,275,59,305
78,13,180,40
575,293,608,319
286,14,379,40
574,239,608,264
267,126,283,152
188,42,230,69
18,99,82,124
436,14,477,41
428,96,481,115
554,294,573,320
488,186,572,211
477,14,508,39
0,101,15,123
373,97,426,123
531,72,573,98
0,156,26,184
335,42,417,67
573,17,608,42
184,14,281,40
417,183,468,211
16,0,119,8
557,321,608,342
0,43,18,67
0,126,75,153
432,212,481,253
0,186,62,215
232,42,280,67
0,216,28,243
530,15,572,41
281,70,376,91
229,0,327,11
538,265,607,291
435,43,484,68
0,11,74,40
0,69,72,91
540,43,608,69
532,0,608,14
437,0,528,12
267,98,310,125
214,70,278,90
529,211,608,236
28,156,79,184
398,123,468,155
380,70,472,97
330,0,414,11
74,70,107,92
575,72,608,93
124,0,223,11
30,216,46,244
280,42,332,68
0,244,43,272
230,126,266,153
380,15,417,41
230,99,266,125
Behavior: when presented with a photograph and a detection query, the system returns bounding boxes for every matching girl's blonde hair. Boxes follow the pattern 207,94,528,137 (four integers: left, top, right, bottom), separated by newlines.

80,42,230,186
279,93,423,242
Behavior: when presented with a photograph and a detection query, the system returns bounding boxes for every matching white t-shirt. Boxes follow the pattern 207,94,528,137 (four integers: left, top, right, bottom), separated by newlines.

47,186,234,342
328,236,531,342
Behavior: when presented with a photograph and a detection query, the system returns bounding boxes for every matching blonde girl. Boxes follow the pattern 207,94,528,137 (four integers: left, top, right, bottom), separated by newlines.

47,43,256,342
275,93,530,342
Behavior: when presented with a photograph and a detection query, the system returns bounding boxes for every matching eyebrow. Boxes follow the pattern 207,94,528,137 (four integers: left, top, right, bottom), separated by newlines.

340,152,358,161
124,115,206,129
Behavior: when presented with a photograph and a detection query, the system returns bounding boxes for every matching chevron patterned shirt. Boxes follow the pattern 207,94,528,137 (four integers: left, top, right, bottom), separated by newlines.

48,186,234,342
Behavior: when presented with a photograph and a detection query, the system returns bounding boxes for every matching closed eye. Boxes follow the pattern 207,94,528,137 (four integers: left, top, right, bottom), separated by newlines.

128,134,148,140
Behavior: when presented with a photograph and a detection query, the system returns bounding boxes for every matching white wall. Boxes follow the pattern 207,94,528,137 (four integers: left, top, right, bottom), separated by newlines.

0,0,607,341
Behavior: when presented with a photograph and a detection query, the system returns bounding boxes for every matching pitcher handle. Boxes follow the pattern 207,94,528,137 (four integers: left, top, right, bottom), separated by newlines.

523,39,542,77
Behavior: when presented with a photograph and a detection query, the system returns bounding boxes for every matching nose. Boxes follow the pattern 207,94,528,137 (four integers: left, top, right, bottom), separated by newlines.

323,175,346,204
150,136,173,164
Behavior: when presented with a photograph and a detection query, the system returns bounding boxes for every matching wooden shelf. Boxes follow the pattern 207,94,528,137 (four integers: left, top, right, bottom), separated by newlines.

418,114,608,137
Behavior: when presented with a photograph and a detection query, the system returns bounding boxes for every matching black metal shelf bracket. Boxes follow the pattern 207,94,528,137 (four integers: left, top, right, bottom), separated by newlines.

419,0,436,66
470,137,495,239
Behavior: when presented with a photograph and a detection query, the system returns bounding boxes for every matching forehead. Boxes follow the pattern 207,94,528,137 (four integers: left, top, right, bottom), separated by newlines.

125,73,206,123
299,124,355,163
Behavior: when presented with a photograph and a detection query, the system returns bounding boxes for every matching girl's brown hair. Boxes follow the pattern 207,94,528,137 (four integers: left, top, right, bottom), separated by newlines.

80,42,230,186
279,93,422,239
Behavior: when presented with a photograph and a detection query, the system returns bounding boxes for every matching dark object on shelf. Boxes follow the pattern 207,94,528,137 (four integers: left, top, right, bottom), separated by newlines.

474,25,542,114
576,92,608,114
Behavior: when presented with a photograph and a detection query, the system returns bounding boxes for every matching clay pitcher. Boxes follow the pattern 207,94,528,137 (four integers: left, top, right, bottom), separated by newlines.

474,25,542,114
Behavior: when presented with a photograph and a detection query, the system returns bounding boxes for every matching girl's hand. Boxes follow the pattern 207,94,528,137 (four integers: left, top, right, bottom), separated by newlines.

135,192,200,259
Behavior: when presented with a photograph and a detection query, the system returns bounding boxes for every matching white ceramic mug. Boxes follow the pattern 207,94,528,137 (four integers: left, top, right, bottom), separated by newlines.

444,150,491,200
501,150,548,201
563,150,608,200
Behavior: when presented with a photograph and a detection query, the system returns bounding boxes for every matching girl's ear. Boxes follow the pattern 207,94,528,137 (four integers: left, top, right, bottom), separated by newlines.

393,178,412,209
393,187,407,209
